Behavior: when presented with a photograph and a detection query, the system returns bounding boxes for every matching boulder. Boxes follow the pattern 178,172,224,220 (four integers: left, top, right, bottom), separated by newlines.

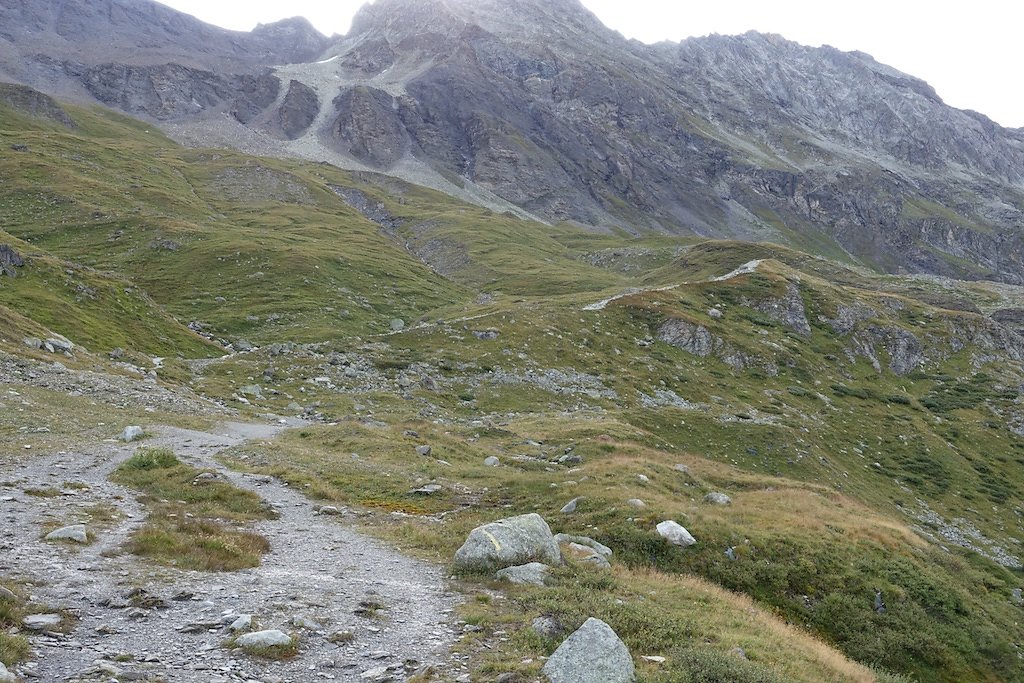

45,524,88,544
703,492,732,506
453,513,561,572
235,629,293,649
121,426,144,442
0,662,15,683
483,456,500,467
496,562,550,586
626,498,646,509
656,520,696,548
542,617,635,683
416,445,432,457
45,337,73,354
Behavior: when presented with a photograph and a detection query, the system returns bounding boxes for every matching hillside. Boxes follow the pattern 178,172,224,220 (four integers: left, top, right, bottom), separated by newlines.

1,82,1024,683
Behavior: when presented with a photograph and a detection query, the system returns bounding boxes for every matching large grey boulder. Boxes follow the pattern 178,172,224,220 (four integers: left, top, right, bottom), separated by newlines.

542,617,635,683
656,520,697,547
453,513,561,572
45,524,88,544
235,629,293,649
496,562,550,586
0,661,15,683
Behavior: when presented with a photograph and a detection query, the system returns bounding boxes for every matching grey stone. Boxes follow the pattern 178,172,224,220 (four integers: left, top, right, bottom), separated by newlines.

0,662,14,683
483,456,500,467
626,498,646,509
412,484,443,495
703,492,732,505
559,497,580,514
121,426,144,442
22,337,41,350
554,534,612,558
0,586,16,601
532,615,564,639
229,614,253,632
1012,588,1023,606
656,520,696,548
45,524,88,544
239,384,262,398
565,542,611,569
495,562,550,586
23,613,62,630
235,629,293,649
542,617,635,683
46,337,73,354
389,318,405,331
416,445,432,457
453,513,561,572
708,308,723,319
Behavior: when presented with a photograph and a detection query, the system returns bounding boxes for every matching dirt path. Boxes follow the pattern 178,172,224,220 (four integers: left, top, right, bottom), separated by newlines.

0,419,461,682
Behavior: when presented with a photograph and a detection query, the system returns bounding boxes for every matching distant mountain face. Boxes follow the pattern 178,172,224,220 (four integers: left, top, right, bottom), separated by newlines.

2,0,1023,284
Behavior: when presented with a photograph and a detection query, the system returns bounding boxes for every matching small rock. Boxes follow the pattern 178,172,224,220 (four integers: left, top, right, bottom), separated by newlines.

416,445,432,457
626,498,646,509
46,337,73,354
636,474,649,483
554,534,612,557
565,542,611,569
656,520,696,548
317,506,341,516
22,337,42,350
708,308,723,319
495,562,550,586
532,615,564,639
389,318,406,331
641,655,666,664
235,629,293,650
0,586,16,601
121,426,144,442
703,492,732,506
45,524,88,544
411,484,443,495
673,464,689,473
1012,588,1023,606
483,456,500,467
472,329,500,340
291,615,319,630
559,497,580,514
23,613,63,630
542,617,635,683
230,614,253,632
0,662,15,683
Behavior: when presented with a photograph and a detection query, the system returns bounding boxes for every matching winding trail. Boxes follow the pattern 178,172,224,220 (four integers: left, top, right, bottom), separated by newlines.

0,420,461,682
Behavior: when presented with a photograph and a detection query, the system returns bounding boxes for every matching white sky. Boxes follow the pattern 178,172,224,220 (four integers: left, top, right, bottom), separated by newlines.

157,0,1023,128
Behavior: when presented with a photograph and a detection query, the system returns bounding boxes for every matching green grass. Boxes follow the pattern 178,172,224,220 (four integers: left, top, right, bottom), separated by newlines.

111,448,275,571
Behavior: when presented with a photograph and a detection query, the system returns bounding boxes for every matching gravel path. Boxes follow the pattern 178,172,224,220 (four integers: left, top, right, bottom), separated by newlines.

0,419,461,682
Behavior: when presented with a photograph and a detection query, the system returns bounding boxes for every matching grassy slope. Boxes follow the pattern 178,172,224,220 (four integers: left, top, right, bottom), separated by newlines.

3,93,1024,681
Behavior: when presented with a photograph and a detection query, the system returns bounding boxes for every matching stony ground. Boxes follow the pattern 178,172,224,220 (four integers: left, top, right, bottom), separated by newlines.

0,419,462,682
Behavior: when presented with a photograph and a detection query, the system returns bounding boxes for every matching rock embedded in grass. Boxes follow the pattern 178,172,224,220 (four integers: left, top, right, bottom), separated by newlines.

235,629,293,650
483,456,500,467
554,534,612,558
656,520,697,547
416,445,432,457
542,617,635,683
495,562,550,586
453,513,561,572
0,662,15,683
559,497,580,514
703,492,732,505
45,524,89,543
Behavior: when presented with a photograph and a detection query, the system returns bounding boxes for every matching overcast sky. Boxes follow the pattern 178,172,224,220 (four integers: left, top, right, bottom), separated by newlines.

157,0,1023,128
